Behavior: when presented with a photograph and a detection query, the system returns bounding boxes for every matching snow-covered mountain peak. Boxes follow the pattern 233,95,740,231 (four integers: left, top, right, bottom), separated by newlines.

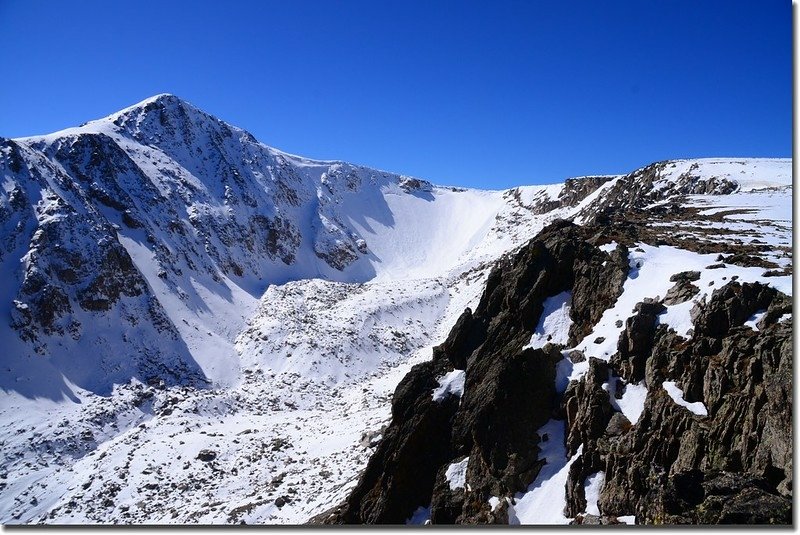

1,97,555,395
0,97,792,525
107,93,248,146
99,92,189,123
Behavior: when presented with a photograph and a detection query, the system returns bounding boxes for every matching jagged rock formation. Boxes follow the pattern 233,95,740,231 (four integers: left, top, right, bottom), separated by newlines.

324,221,631,524
573,160,739,224
511,176,614,215
326,219,792,526
570,282,792,524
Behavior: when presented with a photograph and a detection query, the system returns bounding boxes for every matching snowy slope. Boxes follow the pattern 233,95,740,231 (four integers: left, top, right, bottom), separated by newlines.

0,94,791,524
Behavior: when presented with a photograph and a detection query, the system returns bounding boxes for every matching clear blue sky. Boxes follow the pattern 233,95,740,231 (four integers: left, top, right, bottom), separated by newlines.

0,0,791,188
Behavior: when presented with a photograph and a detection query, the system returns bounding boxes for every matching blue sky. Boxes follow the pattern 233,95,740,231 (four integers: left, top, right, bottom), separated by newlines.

0,0,790,188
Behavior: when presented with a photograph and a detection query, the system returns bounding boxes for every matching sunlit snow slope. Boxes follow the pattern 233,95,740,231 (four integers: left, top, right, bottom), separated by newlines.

0,94,791,524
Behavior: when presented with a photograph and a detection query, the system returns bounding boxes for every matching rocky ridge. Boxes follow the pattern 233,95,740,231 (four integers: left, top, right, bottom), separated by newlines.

324,214,792,525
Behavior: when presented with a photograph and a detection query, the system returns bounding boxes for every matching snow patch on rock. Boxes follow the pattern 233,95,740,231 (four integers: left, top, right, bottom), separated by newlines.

445,457,469,490
602,374,648,425
583,471,605,516
663,381,708,416
744,310,768,331
527,291,572,349
432,369,466,402
507,420,582,525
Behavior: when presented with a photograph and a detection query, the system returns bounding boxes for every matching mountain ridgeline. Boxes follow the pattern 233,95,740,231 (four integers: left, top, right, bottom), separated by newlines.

0,95,792,525
323,221,791,525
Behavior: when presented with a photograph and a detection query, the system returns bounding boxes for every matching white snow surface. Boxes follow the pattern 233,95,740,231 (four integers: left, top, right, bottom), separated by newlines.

598,241,618,253
509,420,582,525
663,381,708,417
432,369,467,402
0,95,792,524
584,471,606,516
526,291,572,349
603,374,648,425
445,457,469,491
744,310,768,331
4,95,553,524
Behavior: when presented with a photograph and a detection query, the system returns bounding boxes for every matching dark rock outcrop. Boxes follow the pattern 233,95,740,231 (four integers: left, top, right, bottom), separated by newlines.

325,220,628,524
611,299,666,383
569,281,792,525
337,358,461,524
664,273,701,305
327,215,792,525
569,241,630,344
563,358,615,458
575,161,739,224
522,176,614,215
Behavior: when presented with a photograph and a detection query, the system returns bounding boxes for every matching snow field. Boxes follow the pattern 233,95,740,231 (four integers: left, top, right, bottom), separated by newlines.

2,99,792,525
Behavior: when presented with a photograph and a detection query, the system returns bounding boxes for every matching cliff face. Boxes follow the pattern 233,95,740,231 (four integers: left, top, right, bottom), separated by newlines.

567,280,791,524
324,216,792,526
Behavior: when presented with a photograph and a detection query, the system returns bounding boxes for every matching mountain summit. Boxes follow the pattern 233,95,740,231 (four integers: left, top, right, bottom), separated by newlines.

0,96,792,524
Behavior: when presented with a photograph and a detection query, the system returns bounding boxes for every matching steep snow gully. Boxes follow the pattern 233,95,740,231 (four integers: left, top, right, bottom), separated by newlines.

0,95,792,524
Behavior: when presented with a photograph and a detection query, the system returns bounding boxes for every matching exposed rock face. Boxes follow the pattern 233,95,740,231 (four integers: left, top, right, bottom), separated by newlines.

327,218,791,525
340,359,461,524
663,269,702,305
563,358,614,458
524,176,614,214
574,161,738,224
568,240,630,344
324,220,630,524
574,282,792,525
611,299,666,383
